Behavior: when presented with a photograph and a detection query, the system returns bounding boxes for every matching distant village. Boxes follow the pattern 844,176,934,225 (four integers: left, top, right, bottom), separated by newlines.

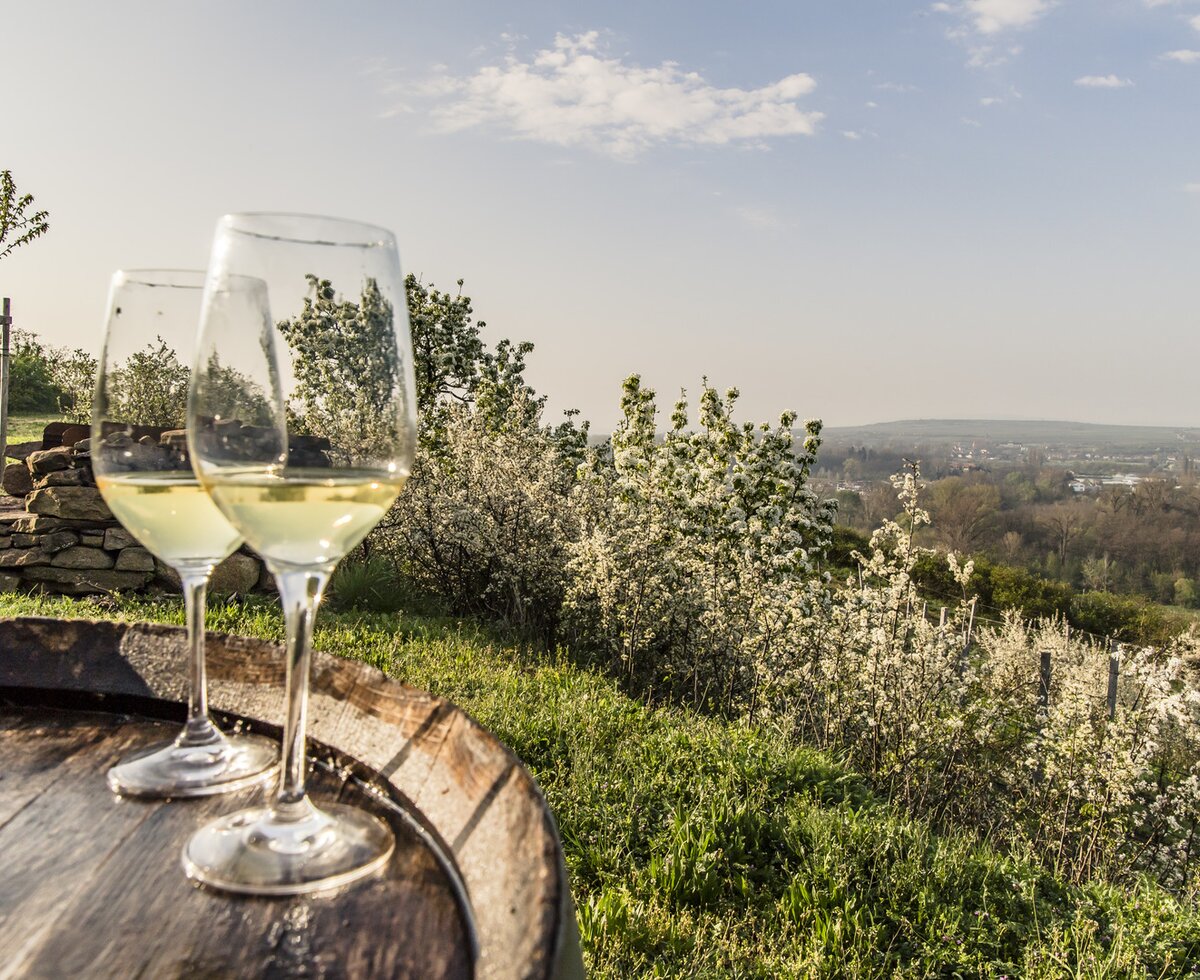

816,421,1200,495
942,440,1194,493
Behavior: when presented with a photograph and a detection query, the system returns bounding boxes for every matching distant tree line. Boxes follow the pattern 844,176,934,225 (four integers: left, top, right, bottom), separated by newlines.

5,330,97,418
834,465,1200,626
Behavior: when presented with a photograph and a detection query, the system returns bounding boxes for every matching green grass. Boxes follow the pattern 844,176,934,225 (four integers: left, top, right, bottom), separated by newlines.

4,412,59,446
4,589,1199,977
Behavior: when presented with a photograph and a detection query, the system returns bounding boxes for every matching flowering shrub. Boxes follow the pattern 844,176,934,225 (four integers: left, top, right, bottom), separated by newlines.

564,376,834,715
990,622,1200,888
776,465,1200,891
377,381,581,636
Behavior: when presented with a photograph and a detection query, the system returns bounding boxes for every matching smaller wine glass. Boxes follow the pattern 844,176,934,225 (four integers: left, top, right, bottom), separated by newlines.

93,269,278,797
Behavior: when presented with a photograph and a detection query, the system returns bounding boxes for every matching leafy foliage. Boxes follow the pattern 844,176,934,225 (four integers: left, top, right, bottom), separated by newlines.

0,170,49,261
844,463,1200,620
47,345,98,423
7,330,59,412
103,338,189,427
328,555,409,613
192,352,274,428
274,275,409,464
406,275,487,417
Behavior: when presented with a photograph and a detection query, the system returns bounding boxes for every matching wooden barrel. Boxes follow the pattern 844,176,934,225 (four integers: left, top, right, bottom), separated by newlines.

0,617,584,980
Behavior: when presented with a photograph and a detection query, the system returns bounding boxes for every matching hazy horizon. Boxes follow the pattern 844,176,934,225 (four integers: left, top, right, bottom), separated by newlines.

824,416,1200,430
3,0,1198,431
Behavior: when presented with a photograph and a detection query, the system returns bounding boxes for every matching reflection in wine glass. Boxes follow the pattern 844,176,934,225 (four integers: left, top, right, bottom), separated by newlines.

183,216,417,895
92,269,278,798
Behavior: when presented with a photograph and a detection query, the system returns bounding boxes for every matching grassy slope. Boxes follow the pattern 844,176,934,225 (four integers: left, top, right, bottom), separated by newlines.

4,413,58,446
3,590,1198,978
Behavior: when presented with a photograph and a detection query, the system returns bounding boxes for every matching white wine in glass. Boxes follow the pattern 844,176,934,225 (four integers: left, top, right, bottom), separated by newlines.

184,215,417,895
93,269,278,798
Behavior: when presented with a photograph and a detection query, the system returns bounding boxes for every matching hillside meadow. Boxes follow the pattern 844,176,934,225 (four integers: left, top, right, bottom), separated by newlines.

3,590,1198,978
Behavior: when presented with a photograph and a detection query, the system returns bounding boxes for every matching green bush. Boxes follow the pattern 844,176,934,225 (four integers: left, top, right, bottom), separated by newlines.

328,556,407,613
826,524,869,574
988,564,1072,620
9,350,60,411
7,330,61,412
1069,590,1181,646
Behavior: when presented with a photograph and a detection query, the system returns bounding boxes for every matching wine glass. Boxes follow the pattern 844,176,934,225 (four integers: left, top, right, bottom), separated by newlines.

92,269,278,797
183,214,417,895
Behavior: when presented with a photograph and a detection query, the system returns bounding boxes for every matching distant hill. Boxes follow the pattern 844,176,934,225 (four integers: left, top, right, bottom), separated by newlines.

820,419,1200,452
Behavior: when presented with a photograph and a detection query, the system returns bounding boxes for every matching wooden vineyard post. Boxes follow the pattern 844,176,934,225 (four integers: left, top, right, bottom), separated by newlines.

956,597,977,677
0,297,10,466
1038,650,1052,715
1107,646,1120,722
1032,649,1053,786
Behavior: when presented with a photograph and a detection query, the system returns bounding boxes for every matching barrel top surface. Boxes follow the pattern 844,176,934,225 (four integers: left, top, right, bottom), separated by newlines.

0,617,581,980
0,705,472,980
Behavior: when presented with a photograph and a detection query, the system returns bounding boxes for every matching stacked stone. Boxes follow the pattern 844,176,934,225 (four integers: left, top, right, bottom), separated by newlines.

0,433,267,596
0,441,155,594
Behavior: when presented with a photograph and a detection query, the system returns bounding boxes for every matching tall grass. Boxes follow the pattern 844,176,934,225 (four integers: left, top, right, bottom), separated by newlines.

3,412,58,446
3,590,1199,977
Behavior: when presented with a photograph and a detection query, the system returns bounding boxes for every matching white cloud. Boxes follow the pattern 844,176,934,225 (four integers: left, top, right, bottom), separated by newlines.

410,32,822,159
1161,49,1200,62
968,0,1055,33
979,87,1022,105
865,100,879,108
936,0,1055,35
733,206,781,229
964,44,1024,68
841,130,863,139
1074,74,1134,87
934,1,1050,68
875,81,919,93
1186,182,1200,194
1192,14,1200,31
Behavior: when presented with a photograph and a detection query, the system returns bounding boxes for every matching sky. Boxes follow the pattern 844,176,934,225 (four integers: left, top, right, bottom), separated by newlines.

1,0,1198,430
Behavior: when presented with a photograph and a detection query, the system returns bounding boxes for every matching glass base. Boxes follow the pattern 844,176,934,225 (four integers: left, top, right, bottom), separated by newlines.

182,798,395,896
107,731,278,799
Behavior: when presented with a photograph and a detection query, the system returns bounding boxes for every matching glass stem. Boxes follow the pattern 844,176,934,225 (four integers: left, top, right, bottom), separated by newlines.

179,570,222,747
272,565,331,821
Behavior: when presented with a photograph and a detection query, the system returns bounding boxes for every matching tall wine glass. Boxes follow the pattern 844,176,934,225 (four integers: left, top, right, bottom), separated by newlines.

93,269,278,797
183,215,417,895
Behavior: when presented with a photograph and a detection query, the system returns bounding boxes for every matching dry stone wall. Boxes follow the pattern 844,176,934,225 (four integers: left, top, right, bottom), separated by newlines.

0,433,268,596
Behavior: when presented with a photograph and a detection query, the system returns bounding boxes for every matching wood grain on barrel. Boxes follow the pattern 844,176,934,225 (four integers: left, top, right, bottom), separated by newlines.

0,709,471,980
0,617,583,980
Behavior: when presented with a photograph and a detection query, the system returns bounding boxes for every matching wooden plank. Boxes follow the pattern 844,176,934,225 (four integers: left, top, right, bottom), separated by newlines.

0,708,108,829
0,710,472,980
0,713,160,976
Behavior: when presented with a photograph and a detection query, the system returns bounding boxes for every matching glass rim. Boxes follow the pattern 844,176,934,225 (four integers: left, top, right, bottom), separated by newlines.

113,268,207,290
218,212,396,249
